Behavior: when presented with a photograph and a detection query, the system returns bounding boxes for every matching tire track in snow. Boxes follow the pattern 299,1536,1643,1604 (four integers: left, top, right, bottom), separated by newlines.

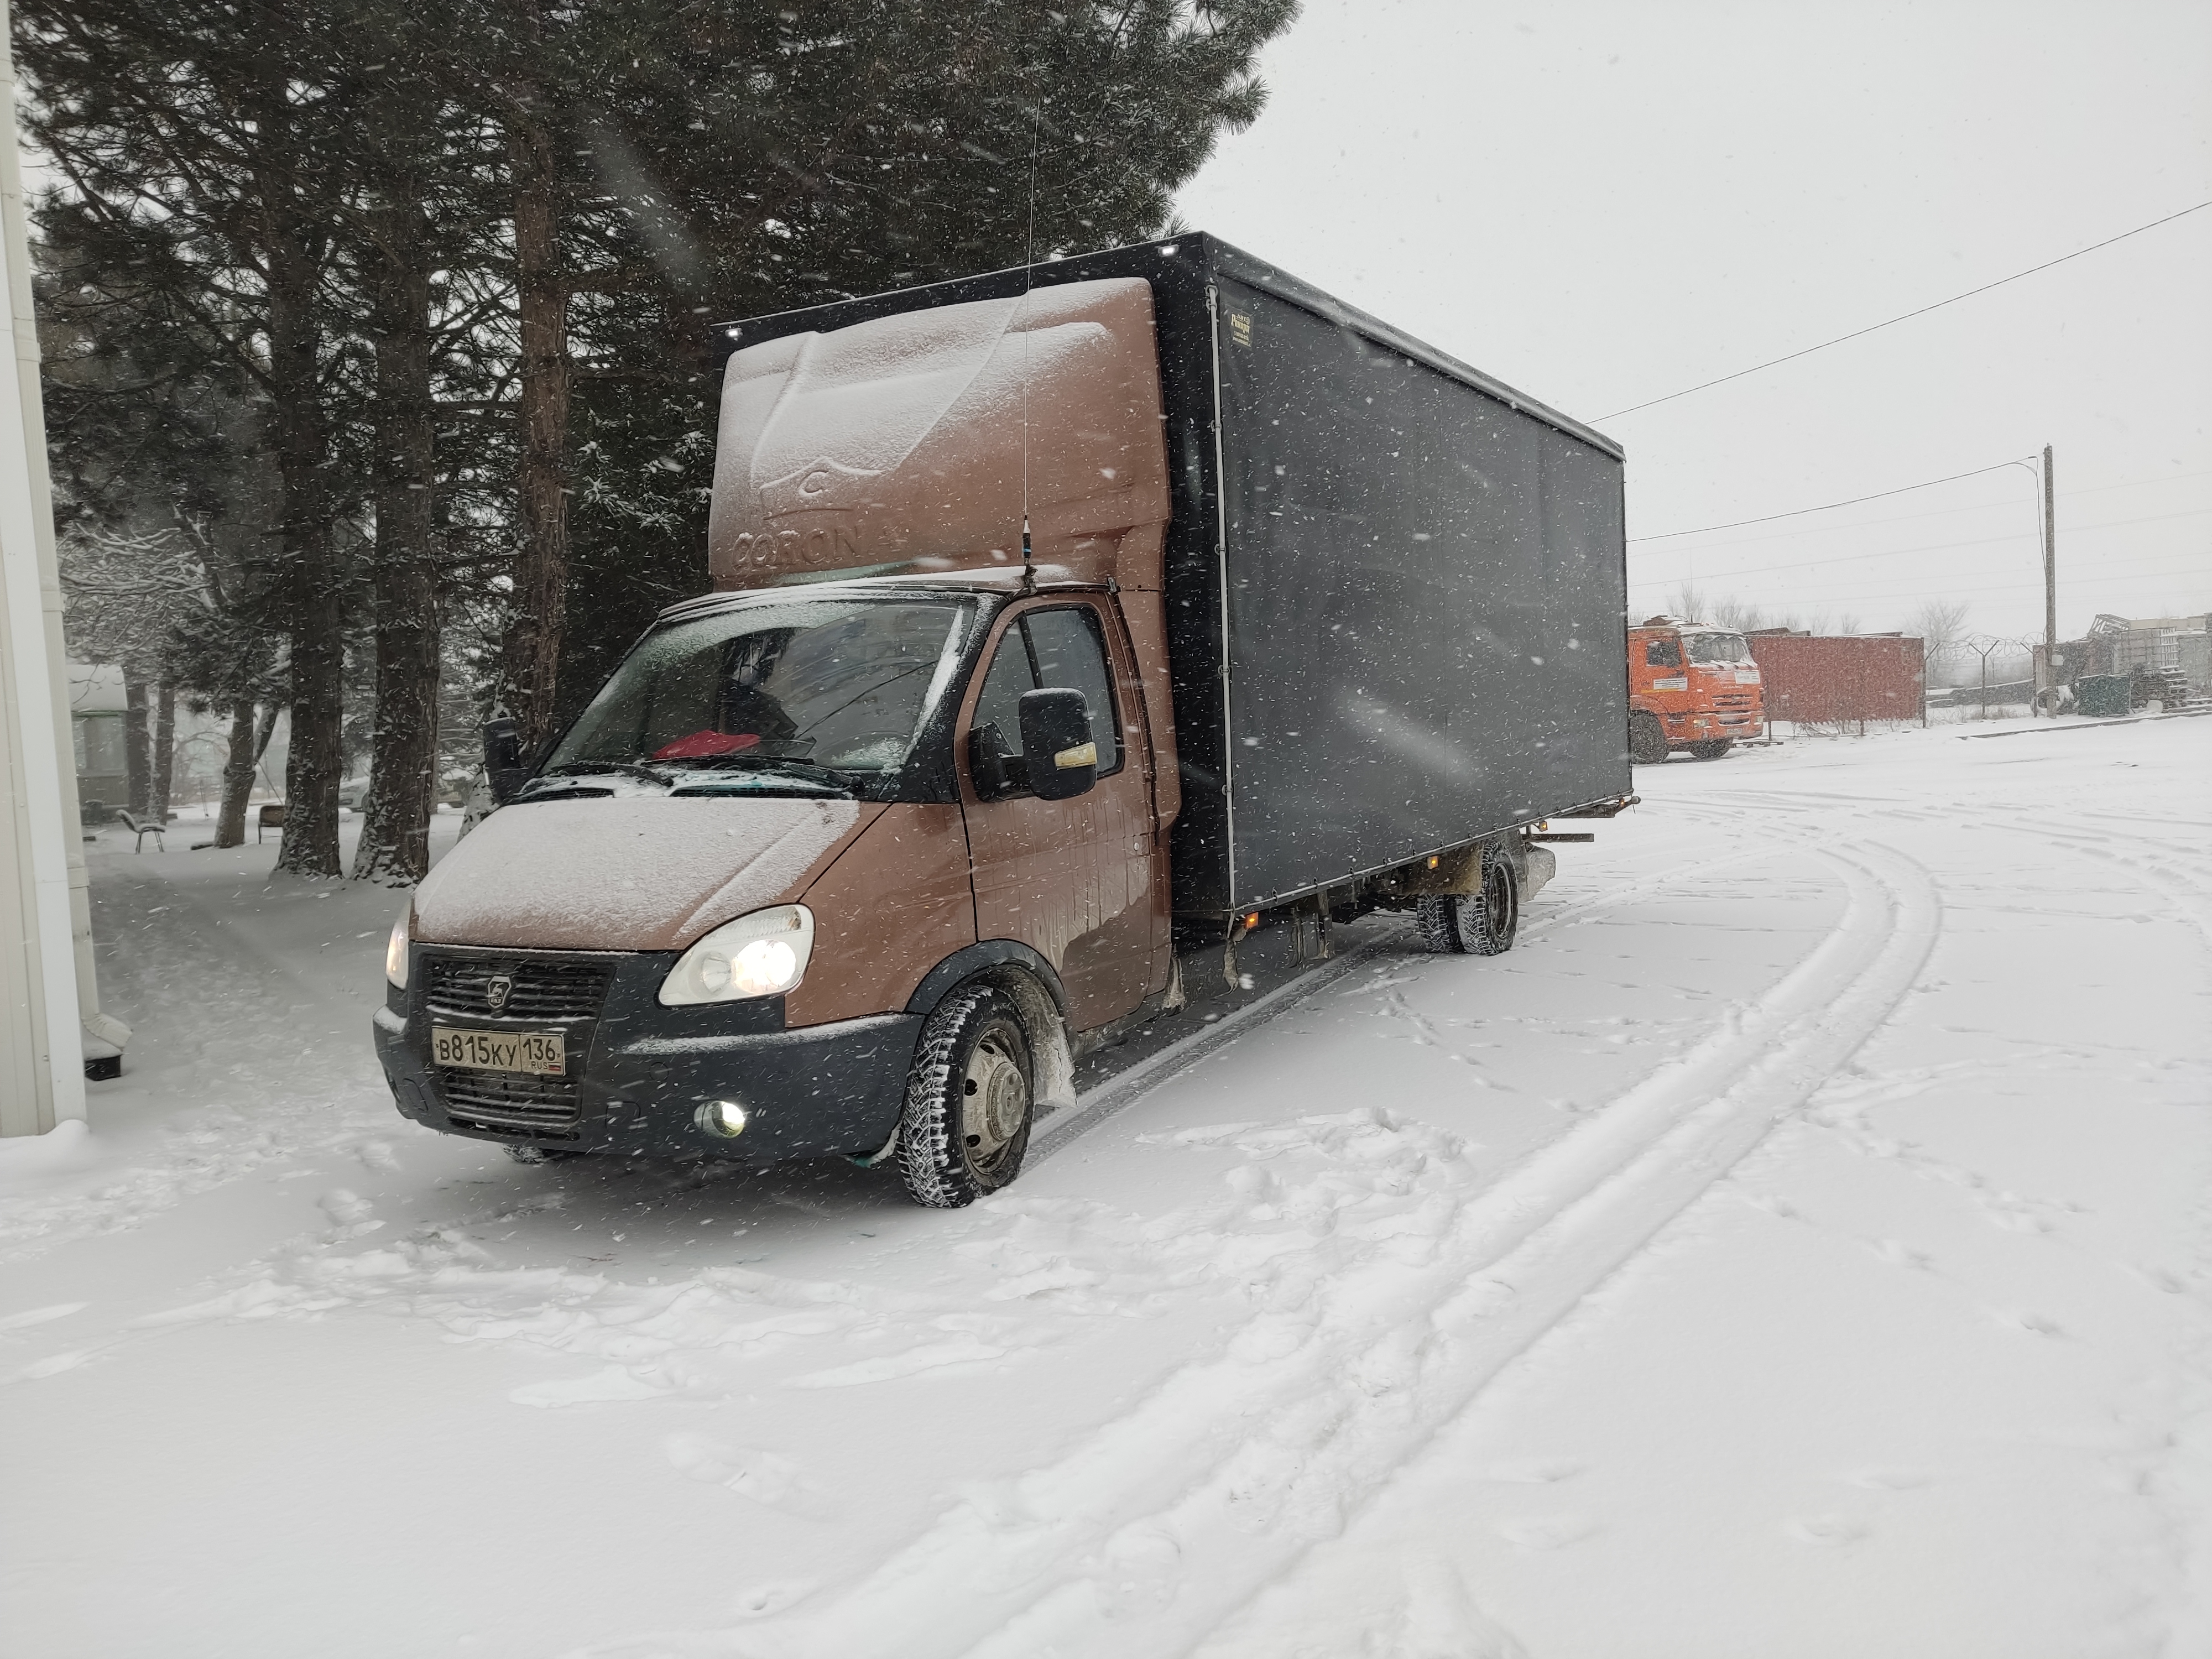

647,839,1939,1659
1034,834,1772,1164
2032,818,2212,950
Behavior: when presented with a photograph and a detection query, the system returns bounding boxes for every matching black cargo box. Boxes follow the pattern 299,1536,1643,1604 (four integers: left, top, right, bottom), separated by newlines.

716,234,1630,919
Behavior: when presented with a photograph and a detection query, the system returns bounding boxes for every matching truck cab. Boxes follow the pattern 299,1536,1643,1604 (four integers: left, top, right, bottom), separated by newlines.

1627,617,1762,762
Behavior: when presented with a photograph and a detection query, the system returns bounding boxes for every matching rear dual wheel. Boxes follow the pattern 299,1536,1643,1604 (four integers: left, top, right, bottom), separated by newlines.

898,985,1035,1208
1416,847,1520,958
1688,739,1734,760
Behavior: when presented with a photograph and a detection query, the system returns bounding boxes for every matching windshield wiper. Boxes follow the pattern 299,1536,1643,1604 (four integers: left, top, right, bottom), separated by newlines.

665,754,857,796
660,752,843,777
538,759,672,786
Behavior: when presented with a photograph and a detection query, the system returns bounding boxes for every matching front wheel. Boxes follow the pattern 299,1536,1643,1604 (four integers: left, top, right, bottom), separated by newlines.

1629,711,1669,765
898,985,1035,1208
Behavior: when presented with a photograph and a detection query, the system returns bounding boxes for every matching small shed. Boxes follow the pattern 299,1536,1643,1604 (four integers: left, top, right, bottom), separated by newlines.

1746,632,1926,728
67,661,128,814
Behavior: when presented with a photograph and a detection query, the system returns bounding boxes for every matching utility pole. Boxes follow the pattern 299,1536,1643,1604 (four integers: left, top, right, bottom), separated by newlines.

2042,443,2057,715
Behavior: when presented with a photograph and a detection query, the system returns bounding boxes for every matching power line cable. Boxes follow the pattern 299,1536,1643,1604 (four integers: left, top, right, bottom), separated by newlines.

1628,506,2212,583
1634,466,2212,555
1597,199,2212,422
1628,460,2034,542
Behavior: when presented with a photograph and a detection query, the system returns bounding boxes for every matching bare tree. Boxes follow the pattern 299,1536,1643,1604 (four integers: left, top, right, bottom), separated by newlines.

1712,594,1770,633
1910,597,1969,654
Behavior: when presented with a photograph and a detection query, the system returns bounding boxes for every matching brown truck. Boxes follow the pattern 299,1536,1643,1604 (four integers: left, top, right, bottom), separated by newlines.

372,236,1632,1206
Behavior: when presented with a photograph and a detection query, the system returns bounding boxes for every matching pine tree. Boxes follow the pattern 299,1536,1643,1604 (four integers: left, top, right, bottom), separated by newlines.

18,0,1302,876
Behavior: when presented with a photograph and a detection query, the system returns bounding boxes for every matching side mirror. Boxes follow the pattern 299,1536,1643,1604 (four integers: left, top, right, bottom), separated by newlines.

968,721,1027,801
483,717,526,805
1018,687,1097,802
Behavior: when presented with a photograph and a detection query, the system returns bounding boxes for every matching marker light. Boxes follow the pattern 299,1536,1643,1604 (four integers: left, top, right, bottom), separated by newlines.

659,905,815,1005
385,905,413,990
697,1100,749,1138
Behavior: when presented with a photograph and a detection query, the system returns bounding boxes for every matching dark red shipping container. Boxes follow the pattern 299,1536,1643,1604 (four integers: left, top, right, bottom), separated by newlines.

1747,634,1926,727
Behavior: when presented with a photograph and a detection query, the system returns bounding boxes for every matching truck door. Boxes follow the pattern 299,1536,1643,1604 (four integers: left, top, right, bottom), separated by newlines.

959,599,1159,1031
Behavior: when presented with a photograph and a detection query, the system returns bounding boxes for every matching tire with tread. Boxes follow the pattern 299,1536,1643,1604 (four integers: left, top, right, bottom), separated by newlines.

1455,846,1520,957
1688,739,1733,760
1629,711,1669,765
897,985,1035,1208
1416,894,1464,954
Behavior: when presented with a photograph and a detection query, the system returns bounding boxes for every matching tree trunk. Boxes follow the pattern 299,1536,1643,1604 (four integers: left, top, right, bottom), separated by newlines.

499,80,571,754
354,192,441,885
262,140,343,877
150,681,176,820
123,674,152,815
215,698,258,847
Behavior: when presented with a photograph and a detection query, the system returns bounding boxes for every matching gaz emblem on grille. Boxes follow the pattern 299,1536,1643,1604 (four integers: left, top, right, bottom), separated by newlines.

485,974,514,1014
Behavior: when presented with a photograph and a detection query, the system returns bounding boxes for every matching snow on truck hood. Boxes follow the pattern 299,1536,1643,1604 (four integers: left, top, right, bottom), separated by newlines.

411,796,870,952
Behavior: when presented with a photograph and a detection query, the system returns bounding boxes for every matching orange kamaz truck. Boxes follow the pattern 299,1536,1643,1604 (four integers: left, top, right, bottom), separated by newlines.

1627,617,1762,763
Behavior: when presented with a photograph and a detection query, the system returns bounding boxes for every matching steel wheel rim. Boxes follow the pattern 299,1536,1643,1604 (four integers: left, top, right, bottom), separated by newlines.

961,1024,1029,1170
1485,860,1516,940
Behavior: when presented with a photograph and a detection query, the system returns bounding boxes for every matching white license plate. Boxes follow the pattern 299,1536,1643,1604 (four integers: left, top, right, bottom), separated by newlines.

1736,670,1761,685
431,1026,566,1077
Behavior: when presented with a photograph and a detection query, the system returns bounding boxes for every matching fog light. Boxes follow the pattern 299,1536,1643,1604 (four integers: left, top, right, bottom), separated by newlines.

697,1099,748,1139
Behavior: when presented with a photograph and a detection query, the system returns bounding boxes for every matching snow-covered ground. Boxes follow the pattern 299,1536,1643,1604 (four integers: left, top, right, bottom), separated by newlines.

4,716,2208,1658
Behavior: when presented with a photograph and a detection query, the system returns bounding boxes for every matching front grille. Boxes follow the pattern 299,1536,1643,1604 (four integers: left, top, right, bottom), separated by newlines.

422,954,614,1021
437,1069,583,1139
1713,691,1759,709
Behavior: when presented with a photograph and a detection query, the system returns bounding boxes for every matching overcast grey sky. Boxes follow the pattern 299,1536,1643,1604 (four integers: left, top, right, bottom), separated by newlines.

1175,0,2212,641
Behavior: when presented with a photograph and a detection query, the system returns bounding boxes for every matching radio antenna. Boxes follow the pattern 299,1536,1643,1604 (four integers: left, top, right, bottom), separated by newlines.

1019,79,1041,592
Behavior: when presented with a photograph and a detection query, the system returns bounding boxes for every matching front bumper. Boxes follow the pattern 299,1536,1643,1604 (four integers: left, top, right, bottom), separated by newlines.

1663,705,1763,745
373,945,919,1162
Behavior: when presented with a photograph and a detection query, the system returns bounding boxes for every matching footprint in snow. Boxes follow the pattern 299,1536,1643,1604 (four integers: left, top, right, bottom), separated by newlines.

1482,1457,1584,1485
1493,1515,1600,1550
1091,1522,1182,1619
319,1188,377,1227
354,1139,400,1173
1786,1513,1871,1546
1845,1468,1933,1490
1999,1309,2067,1339
665,1432,839,1521
1868,1238,1933,1271
1389,1552,1531,1659
732,1578,820,1618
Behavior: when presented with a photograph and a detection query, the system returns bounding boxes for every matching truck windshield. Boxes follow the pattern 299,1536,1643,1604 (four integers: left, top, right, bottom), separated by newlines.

541,597,975,796
1686,632,1750,665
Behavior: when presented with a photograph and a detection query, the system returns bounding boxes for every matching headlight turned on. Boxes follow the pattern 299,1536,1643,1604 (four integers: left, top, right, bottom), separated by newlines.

385,905,413,989
659,905,816,1005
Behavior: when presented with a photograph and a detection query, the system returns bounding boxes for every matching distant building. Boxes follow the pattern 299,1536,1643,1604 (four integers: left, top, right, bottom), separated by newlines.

2041,613,2211,697
67,662,127,817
